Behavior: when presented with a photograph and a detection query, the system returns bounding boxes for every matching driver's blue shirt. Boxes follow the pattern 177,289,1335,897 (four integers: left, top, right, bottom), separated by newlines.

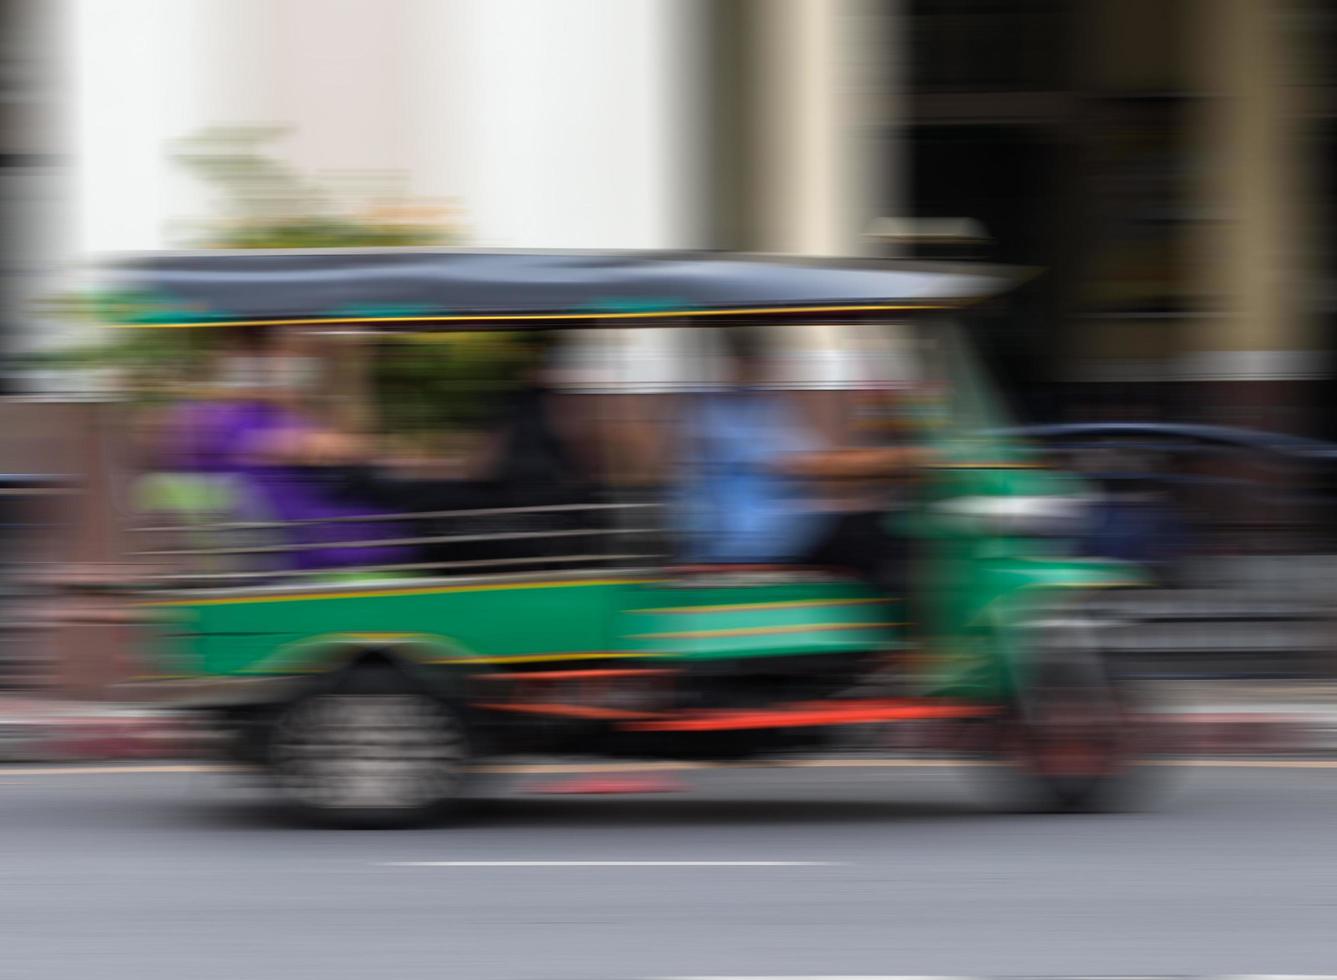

674,389,828,564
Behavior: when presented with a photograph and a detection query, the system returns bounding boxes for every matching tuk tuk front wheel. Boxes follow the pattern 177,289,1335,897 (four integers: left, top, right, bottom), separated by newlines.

999,617,1138,812
267,665,473,828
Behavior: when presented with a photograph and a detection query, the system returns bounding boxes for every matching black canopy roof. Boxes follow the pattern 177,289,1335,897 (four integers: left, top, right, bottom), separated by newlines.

107,248,1025,328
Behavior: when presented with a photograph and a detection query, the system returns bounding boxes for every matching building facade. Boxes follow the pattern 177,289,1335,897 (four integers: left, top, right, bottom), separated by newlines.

41,0,1333,431
4,0,1336,694
900,0,1333,435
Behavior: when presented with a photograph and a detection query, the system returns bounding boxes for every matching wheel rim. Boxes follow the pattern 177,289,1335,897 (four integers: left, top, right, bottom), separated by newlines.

272,693,467,811
1022,691,1123,779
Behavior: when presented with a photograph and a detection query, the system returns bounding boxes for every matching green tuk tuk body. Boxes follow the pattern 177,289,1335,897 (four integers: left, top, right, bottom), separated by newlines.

107,249,1147,826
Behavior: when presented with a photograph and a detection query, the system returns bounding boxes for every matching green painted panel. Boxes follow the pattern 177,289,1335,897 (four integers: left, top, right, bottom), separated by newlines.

618,579,903,661
150,574,910,677
156,577,639,676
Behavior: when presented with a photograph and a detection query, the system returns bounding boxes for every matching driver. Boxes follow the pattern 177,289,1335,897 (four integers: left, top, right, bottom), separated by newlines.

674,325,927,597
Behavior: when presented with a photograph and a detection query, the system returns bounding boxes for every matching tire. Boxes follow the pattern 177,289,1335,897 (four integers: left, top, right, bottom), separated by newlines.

266,665,473,828
995,608,1142,812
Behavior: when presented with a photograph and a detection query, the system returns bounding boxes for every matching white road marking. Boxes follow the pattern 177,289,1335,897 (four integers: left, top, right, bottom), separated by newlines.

381,860,838,868
0,764,230,776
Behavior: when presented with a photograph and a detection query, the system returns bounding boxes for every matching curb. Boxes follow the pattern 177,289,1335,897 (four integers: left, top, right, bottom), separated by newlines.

0,705,1333,763
797,712,1337,758
0,708,208,763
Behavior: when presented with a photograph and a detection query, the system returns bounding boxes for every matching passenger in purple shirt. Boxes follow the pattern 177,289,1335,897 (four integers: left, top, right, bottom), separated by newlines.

161,326,599,576
165,393,411,574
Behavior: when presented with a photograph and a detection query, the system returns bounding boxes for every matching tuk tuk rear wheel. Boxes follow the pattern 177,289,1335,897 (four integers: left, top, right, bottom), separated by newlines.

267,666,473,828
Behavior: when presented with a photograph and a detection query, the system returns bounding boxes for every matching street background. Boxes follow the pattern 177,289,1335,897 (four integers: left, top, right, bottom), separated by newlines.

4,2,1337,978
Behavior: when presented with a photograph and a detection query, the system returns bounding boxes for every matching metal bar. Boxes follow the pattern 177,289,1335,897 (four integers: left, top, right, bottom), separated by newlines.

135,500,662,533
135,526,660,558
138,552,659,583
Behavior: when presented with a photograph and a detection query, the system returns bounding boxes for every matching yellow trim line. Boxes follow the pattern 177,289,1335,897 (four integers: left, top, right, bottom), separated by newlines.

435,651,645,666
119,302,948,330
634,621,900,640
634,597,891,615
145,576,647,608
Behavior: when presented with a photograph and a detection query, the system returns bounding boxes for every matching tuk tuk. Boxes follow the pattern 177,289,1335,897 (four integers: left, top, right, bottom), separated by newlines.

98,248,1148,826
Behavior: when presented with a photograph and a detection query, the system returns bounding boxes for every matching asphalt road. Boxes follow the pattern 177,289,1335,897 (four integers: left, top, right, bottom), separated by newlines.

2,760,1336,980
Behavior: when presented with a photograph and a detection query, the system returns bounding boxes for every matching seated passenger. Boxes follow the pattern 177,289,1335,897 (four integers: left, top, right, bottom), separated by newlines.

478,331,595,503
463,331,602,564
331,331,601,569
161,329,412,574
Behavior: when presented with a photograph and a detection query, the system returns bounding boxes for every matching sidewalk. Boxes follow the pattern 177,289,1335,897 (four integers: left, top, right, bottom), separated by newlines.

1146,679,1337,755
2,682,1337,763
0,696,208,762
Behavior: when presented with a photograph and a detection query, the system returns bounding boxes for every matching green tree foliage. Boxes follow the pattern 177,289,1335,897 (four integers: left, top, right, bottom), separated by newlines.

374,334,528,439
24,292,209,402
170,126,454,249
36,126,529,441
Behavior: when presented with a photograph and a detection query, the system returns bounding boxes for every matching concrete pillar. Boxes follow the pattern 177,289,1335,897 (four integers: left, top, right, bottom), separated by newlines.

710,0,898,446
414,0,705,249
66,0,208,257
1183,0,1320,431
728,0,893,257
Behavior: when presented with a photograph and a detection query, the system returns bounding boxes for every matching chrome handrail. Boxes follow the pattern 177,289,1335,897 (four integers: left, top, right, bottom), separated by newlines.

134,500,663,533
135,525,660,558
138,552,658,583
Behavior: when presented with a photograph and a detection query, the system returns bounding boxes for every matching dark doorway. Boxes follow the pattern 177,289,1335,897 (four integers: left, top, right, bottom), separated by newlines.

908,124,1071,422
